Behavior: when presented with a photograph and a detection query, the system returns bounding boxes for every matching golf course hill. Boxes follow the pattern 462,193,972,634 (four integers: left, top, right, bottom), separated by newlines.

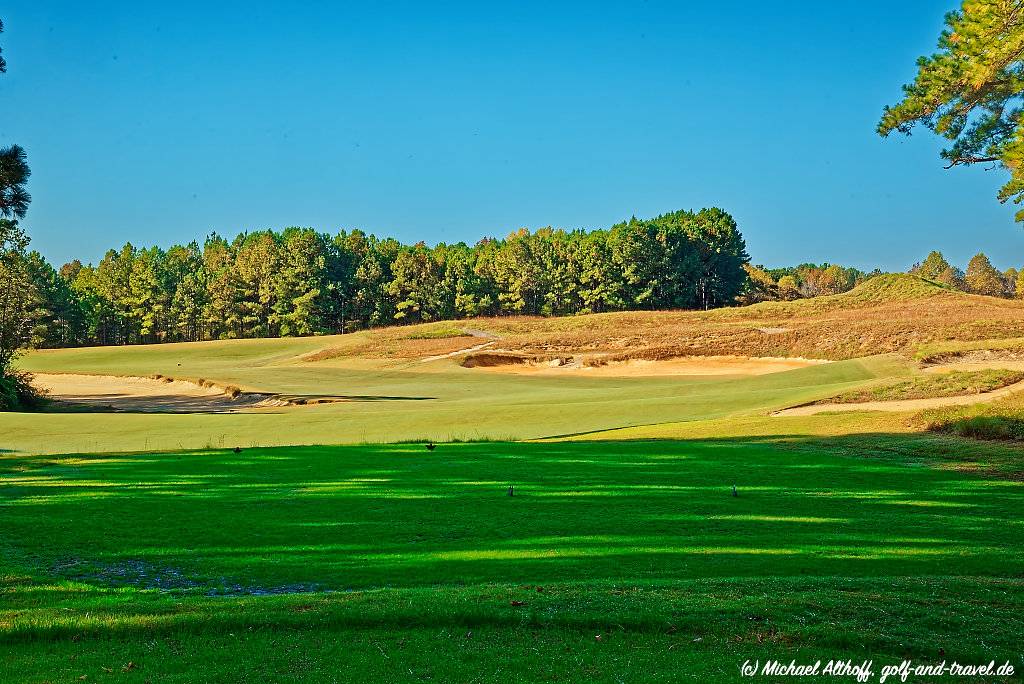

7,273,1024,677
22,273,1024,382
302,272,1024,365
13,272,1024,454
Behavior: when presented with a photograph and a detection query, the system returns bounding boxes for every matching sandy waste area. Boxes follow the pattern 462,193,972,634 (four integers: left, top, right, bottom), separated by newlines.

33,374,283,413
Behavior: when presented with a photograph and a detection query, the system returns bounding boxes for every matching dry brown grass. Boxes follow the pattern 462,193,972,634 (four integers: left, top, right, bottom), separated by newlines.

303,275,1024,364
460,352,568,368
303,332,481,362
482,296,1024,362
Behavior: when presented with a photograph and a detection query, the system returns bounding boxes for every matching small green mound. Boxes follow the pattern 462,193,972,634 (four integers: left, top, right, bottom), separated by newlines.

718,274,953,320
404,326,472,340
823,369,1024,404
842,273,954,303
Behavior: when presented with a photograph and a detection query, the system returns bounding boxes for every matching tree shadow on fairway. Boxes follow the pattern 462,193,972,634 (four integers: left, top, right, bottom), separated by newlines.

2,434,1024,669
3,433,1023,593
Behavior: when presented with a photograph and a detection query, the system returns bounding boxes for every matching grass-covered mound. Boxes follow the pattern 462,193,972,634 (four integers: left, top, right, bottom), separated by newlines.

914,336,1024,363
417,274,1024,360
821,368,1024,404
731,273,955,318
2,439,1022,681
832,272,956,302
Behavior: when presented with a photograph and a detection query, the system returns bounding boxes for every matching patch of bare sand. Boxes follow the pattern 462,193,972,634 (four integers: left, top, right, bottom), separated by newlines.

773,379,1024,417
465,354,828,377
923,359,1024,374
32,374,285,413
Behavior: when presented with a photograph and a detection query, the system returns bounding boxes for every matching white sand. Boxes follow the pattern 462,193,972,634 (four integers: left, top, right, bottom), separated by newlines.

33,374,276,413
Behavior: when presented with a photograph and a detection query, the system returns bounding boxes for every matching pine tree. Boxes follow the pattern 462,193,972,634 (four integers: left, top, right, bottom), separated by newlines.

202,235,243,339
20,208,764,346
879,1,1024,220
965,252,1006,296
0,220,32,374
911,251,953,280
165,243,206,342
23,251,86,348
272,228,331,335
0,18,38,408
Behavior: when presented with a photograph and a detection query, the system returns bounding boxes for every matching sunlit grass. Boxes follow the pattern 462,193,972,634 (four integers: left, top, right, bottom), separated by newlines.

1,438,1023,681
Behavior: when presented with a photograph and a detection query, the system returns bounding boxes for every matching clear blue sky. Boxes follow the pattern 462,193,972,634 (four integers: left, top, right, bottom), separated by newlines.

2,1,1021,272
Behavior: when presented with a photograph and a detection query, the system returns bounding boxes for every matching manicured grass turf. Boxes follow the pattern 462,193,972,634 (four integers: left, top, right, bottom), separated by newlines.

2,438,1022,682
5,340,910,455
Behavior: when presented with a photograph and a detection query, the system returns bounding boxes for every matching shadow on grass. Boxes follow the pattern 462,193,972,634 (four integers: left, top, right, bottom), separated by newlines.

4,575,1023,662
1,434,1023,665
2,433,1022,588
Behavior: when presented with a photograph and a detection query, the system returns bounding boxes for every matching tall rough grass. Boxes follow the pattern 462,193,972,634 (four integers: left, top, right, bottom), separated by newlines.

918,394,1024,441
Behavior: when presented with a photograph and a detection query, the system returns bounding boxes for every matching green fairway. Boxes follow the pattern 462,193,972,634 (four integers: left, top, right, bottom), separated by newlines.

2,438,1022,682
6,337,1022,682
5,339,912,455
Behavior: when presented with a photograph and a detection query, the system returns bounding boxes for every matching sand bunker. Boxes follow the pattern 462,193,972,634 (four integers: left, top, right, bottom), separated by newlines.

33,374,286,413
462,354,828,377
919,348,1024,377
420,340,496,362
923,359,1024,374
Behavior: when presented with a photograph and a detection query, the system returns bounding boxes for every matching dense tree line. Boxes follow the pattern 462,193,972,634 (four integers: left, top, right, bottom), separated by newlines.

741,251,1024,304
739,262,879,303
24,208,749,347
909,250,1024,298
